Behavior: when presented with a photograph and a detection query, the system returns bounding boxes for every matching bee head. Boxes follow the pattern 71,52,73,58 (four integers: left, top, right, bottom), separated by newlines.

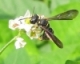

30,14,39,24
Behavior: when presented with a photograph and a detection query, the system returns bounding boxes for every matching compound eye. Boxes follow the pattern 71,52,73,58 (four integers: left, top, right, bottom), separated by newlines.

30,18,36,24
30,14,39,24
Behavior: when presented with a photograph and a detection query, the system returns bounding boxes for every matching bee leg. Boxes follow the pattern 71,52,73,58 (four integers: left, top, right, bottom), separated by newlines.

42,32,49,40
48,28,54,34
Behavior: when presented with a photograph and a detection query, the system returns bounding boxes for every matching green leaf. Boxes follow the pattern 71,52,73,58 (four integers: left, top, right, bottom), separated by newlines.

4,49,31,64
65,60,80,64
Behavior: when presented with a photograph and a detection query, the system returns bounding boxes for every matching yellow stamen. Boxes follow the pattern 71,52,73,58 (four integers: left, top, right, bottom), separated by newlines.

25,18,30,24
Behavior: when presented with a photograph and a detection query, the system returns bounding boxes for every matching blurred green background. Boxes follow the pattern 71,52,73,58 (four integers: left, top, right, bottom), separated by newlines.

0,0,80,64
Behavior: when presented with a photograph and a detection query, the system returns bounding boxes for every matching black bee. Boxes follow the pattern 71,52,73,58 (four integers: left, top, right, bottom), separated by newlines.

22,9,78,48
29,9,78,48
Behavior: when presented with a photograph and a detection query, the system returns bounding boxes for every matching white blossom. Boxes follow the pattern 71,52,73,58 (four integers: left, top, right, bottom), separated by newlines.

9,16,24,30
14,37,26,49
9,10,44,43
9,10,32,30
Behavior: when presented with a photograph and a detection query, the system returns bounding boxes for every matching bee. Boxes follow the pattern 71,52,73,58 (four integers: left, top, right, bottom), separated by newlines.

22,9,78,48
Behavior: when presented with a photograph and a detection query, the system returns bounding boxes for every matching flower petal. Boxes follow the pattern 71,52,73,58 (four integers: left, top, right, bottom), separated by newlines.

9,16,25,30
24,10,31,18
14,37,27,49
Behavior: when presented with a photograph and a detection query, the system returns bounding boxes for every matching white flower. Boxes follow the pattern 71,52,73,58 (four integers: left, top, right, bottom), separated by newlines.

9,16,24,30
26,25,41,40
14,37,26,49
9,10,33,31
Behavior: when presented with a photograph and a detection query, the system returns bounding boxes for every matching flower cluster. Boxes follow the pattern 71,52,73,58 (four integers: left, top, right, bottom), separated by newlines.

9,10,44,49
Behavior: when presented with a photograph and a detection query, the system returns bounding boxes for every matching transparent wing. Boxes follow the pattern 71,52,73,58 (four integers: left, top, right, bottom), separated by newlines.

48,9,78,20
40,26,63,48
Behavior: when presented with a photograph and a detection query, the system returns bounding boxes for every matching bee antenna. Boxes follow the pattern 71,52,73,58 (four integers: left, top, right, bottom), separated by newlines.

32,7,35,16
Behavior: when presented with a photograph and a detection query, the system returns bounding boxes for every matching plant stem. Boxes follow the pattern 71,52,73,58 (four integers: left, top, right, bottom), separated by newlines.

0,36,17,55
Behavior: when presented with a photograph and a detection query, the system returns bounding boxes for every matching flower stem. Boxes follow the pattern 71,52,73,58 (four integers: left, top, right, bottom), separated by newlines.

0,36,17,55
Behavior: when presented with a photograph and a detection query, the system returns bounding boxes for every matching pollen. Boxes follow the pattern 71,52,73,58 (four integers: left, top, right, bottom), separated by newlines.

25,18,30,24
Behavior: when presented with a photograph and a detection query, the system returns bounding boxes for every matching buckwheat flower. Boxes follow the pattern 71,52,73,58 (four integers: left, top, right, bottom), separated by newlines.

9,16,24,30
24,24,33,32
9,10,33,31
25,25,41,40
14,37,26,49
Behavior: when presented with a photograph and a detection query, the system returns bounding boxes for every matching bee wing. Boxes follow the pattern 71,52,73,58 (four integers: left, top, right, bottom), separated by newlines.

40,26,63,48
47,9,78,20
